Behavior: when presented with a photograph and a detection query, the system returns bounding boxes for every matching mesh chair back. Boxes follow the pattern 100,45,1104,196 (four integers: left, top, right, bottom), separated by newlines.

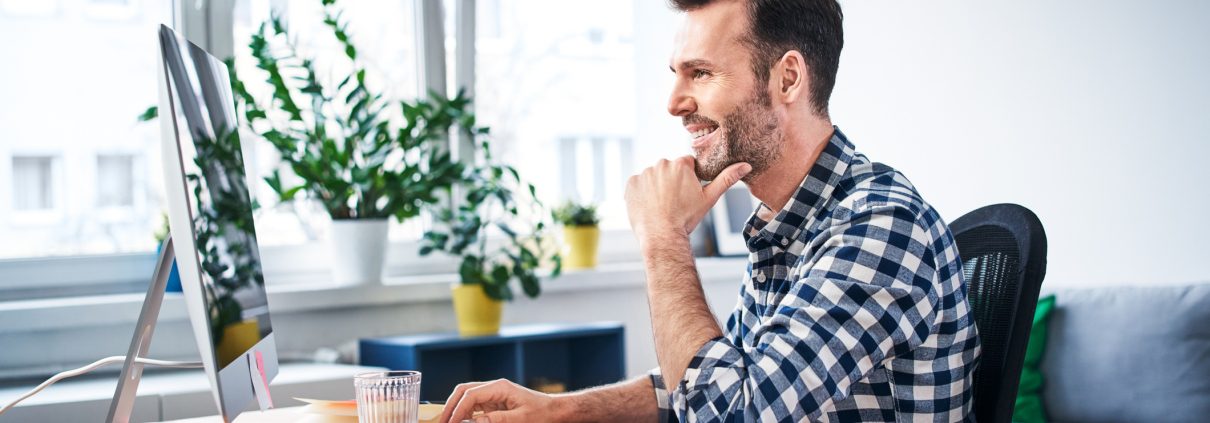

950,204,1047,423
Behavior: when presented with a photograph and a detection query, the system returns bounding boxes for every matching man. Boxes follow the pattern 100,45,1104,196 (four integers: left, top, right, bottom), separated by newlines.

440,0,980,421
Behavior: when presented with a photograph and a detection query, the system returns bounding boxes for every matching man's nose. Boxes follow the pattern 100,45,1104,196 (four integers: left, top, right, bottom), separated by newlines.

667,87,695,117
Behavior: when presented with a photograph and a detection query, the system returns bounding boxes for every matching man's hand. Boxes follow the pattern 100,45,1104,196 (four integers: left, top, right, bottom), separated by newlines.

625,156,752,250
439,379,563,423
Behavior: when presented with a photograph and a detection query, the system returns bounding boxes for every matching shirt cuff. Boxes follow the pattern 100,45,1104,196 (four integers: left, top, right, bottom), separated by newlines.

649,367,675,423
678,336,735,393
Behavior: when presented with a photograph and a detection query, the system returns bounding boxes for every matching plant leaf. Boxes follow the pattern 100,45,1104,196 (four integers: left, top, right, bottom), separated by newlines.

138,106,158,122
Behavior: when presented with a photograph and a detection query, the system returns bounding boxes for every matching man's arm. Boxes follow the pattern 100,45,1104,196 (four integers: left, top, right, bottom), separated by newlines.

439,375,660,423
641,233,723,390
555,375,662,422
623,156,752,391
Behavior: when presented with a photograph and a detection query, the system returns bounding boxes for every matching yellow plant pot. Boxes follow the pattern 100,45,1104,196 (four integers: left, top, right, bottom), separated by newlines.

563,225,600,270
451,283,503,336
216,318,261,366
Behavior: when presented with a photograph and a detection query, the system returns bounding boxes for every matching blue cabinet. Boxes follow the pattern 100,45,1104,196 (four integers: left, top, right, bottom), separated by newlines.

360,322,625,401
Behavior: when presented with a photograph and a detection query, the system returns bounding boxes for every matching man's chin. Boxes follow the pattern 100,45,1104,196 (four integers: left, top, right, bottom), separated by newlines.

693,160,727,181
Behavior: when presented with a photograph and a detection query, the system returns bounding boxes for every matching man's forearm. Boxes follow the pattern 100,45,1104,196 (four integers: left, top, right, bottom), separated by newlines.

642,234,724,390
553,375,660,422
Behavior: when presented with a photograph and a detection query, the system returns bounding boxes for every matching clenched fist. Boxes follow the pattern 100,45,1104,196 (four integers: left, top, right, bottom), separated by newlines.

625,156,751,251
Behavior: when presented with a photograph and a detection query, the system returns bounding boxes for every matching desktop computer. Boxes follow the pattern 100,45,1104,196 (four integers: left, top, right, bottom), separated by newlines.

108,24,280,423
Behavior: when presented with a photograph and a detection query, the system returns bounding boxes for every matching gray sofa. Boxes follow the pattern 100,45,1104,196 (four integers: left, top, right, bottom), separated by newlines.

1040,283,1210,422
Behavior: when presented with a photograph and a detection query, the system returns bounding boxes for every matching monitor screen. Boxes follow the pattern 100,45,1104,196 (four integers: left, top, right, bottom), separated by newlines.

157,24,277,419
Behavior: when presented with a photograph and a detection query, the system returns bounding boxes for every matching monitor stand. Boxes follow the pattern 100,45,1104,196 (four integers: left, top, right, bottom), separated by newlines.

250,350,274,410
105,235,273,422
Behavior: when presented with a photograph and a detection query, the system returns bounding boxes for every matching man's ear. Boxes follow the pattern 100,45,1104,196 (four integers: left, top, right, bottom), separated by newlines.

774,50,808,104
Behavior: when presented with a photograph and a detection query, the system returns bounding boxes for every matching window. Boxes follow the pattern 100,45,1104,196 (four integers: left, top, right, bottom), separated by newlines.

0,0,683,299
11,155,56,211
471,0,681,231
96,154,135,208
0,1,170,262
558,136,633,205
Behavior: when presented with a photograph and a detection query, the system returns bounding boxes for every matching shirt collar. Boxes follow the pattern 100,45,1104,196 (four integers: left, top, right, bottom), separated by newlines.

744,126,856,253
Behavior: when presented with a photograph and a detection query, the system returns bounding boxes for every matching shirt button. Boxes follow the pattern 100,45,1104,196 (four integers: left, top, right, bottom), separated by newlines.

755,272,767,283
780,238,790,246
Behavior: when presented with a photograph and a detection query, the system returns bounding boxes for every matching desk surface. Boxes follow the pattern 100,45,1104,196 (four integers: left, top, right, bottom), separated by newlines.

161,406,335,423
162,405,446,423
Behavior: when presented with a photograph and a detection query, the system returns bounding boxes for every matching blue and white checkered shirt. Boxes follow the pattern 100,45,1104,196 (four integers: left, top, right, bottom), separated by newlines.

650,128,981,422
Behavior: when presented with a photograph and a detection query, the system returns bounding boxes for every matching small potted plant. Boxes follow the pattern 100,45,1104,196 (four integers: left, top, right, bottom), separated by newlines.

552,201,601,270
420,139,562,336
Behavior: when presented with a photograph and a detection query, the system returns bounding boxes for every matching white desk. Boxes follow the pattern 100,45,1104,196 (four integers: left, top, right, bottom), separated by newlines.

160,406,336,422
160,404,446,423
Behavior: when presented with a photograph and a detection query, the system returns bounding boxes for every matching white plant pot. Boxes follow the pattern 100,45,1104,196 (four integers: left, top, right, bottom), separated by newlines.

330,218,390,286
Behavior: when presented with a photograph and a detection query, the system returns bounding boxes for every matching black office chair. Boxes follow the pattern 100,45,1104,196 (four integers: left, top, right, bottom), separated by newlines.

950,203,1047,423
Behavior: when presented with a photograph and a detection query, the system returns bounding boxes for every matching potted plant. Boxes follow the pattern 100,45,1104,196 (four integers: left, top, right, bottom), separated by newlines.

552,201,601,270
232,3,467,285
140,1,468,285
419,138,562,336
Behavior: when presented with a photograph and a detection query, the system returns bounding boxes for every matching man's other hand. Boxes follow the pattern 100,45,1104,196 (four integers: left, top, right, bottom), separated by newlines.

625,156,751,248
439,379,563,423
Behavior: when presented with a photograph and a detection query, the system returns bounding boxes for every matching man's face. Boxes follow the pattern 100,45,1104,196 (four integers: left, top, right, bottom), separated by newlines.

669,1,781,181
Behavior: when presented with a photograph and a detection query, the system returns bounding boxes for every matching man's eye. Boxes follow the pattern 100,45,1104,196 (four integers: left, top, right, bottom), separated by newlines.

692,69,710,80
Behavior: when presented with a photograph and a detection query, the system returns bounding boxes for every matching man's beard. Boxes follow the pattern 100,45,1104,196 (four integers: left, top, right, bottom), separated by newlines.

690,87,781,181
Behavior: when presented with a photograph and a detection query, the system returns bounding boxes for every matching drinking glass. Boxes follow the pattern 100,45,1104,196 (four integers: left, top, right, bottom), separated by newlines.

354,370,421,423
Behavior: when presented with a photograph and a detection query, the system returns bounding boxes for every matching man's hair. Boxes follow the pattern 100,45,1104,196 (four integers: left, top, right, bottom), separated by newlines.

671,0,843,117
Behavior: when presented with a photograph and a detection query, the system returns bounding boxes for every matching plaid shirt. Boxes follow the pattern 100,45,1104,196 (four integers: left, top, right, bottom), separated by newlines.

650,128,980,422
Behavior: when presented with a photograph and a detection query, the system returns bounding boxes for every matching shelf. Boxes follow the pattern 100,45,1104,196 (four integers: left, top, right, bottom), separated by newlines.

359,322,625,401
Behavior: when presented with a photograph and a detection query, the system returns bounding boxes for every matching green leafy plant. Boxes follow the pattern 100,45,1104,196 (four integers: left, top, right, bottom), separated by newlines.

142,0,467,222
237,2,466,221
419,140,562,301
551,200,600,227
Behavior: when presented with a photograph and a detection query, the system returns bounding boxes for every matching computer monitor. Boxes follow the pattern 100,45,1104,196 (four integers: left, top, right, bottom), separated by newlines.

155,24,278,421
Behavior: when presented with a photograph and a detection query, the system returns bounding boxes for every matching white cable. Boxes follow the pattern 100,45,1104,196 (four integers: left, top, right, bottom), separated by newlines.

0,356,202,416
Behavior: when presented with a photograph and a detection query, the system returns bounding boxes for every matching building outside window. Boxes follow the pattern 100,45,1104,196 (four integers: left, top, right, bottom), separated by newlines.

11,155,56,211
96,154,135,208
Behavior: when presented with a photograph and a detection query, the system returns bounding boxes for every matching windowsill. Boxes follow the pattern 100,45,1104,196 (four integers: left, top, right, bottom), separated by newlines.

0,257,748,334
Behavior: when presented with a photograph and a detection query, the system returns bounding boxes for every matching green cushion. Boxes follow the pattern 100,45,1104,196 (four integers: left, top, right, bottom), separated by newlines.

1013,294,1055,423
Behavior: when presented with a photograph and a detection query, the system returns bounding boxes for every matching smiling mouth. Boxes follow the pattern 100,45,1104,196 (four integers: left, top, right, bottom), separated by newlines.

688,124,719,147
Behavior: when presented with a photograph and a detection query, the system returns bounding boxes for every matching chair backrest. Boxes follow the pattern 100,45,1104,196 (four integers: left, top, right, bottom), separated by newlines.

950,204,1047,423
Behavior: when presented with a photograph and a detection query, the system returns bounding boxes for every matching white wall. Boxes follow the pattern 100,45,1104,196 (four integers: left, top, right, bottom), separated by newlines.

635,0,1210,289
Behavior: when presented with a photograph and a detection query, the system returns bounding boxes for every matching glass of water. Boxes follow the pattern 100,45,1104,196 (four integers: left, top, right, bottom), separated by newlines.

354,370,422,423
